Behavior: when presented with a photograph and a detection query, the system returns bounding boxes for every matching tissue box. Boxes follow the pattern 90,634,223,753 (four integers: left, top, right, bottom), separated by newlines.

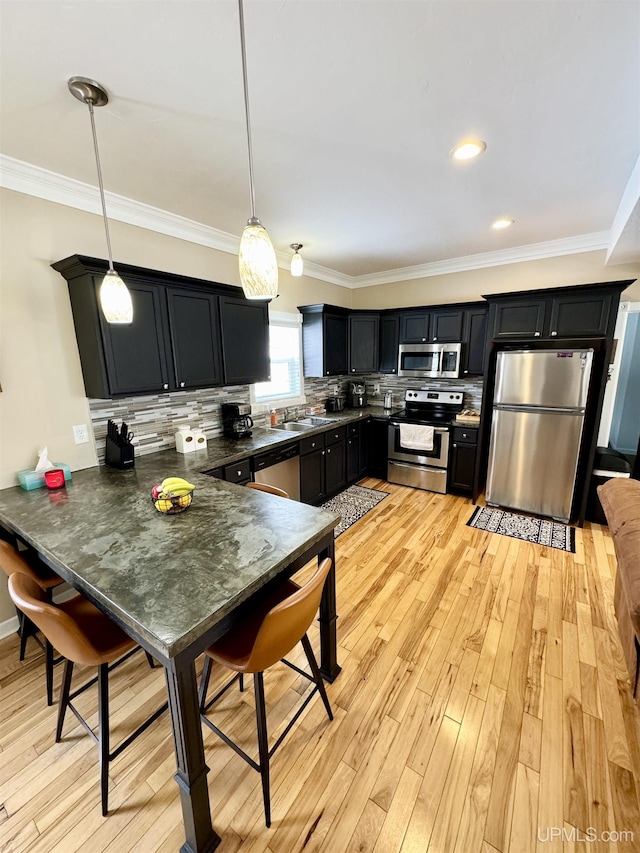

18,464,72,491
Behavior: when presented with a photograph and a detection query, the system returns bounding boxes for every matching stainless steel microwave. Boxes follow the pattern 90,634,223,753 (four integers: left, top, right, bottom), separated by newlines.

397,342,462,379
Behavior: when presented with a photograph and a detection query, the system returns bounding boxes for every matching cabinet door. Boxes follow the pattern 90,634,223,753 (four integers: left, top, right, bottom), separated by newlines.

101,280,171,396
491,299,546,339
399,312,430,343
548,292,612,338
349,314,379,374
462,307,488,376
220,297,270,384
325,441,346,496
430,309,463,342
300,448,325,504
166,289,223,389
367,418,389,479
347,435,360,483
358,421,369,476
324,314,348,375
449,443,477,494
379,314,400,373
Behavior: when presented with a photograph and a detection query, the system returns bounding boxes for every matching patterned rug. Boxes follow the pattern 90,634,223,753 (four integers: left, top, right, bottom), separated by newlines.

321,485,390,538
466,506,575,552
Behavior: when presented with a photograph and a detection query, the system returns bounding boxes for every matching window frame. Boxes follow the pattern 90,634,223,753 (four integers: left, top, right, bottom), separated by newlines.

250,310,306,409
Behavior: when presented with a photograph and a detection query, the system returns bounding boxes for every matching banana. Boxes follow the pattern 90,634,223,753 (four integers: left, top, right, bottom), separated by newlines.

161,477,195,492
166,486,193,497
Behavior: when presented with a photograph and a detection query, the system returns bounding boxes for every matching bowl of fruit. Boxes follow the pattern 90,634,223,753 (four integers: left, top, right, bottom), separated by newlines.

151,477,195,514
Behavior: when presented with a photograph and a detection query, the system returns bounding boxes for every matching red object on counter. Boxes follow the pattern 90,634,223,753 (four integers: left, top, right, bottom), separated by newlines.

44,468,66,490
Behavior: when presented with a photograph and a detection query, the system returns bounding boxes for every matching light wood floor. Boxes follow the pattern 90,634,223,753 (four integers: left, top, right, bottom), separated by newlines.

2,479,640,852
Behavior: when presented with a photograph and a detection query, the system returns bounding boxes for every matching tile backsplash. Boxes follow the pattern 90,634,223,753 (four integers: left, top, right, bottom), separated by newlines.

89,374,483,463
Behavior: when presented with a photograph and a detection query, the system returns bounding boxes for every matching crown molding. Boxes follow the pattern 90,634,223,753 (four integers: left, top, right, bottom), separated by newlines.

0,154,612,288
349,231,611,288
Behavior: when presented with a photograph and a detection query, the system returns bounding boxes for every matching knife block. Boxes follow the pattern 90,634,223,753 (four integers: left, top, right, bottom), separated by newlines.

105,436,135,470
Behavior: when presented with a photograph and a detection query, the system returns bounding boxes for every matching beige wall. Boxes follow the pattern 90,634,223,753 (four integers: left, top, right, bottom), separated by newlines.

1,186,638,623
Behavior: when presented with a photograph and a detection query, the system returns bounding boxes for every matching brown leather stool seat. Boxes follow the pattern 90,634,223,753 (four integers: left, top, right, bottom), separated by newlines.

198,557,334,827
245,482,290,499
8,573,168,816
0,540,64,705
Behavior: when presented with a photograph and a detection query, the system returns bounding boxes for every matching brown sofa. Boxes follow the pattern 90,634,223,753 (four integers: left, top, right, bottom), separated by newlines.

598,477,640,701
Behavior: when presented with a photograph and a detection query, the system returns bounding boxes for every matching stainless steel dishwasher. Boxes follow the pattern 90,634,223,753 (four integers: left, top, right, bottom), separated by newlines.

252,443,301,500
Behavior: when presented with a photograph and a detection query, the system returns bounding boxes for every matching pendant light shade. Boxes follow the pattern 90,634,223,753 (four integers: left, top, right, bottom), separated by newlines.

237,0,278,300
68,76,133,324
239,218,279,298
100,270,134,323
290,243,303,277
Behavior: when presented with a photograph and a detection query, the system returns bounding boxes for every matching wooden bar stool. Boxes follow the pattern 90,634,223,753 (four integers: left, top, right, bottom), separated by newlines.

0,540,64,705
8,572,168,816
245,482,290,499
198,557,334,827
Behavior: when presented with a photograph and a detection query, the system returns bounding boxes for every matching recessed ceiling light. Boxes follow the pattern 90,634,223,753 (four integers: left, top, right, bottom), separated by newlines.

492,218,514,229
450,140,486,160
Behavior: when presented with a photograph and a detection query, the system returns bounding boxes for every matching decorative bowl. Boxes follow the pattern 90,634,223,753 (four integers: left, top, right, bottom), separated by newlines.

152,492,193,514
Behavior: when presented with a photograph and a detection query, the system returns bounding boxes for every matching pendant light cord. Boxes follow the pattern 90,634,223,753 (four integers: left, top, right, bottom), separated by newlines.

87,99,115,272
238,0,256,220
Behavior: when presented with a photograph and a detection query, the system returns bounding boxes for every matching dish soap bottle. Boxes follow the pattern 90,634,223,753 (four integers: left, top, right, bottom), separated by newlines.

270,409,278,426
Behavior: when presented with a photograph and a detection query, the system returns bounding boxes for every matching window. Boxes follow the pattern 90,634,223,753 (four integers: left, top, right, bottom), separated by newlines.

251,312,305,406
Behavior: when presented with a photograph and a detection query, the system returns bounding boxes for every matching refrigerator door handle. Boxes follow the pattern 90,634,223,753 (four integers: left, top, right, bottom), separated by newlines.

494,404,585,416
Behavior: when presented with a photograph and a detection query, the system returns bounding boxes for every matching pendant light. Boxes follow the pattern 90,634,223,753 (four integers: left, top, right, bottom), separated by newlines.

68,77,133,324
290,244,304,277
237,0,278,299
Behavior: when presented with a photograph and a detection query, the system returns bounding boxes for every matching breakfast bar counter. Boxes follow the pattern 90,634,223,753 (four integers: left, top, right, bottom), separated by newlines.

0,461,341,852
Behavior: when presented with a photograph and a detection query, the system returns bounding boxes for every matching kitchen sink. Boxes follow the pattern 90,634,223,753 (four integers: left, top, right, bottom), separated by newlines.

269,416,335,433
269,421,316,432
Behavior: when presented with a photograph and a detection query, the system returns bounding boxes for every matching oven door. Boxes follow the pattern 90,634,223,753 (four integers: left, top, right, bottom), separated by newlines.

387,423,450,467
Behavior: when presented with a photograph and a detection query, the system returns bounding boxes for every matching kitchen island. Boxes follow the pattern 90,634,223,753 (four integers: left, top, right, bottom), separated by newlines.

0,463,341,852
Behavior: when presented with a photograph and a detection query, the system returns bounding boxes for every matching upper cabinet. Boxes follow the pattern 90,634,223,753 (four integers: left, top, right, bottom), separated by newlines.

53,255,269,398
348,313,379,374
430,308,464,343
379,314,400,373
298,305,349,377
461,305,488,376
487,282,632,343
399,311,430,343
219,296,270,385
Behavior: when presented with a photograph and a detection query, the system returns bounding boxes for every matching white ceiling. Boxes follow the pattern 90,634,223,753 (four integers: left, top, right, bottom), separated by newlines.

1,0,639,282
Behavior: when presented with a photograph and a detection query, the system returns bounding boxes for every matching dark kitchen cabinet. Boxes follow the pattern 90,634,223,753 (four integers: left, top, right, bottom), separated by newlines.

349,313,379,374
219,296,270,385
223,458,252,486
486,282,629,342
379,314,400,373
299,305,349,377
347,423,360,483
53,255,271,399
429,308,464,342
166,288,223,389
490,298,547,340
449,426,478,495
299,425,346,504
325,440,347,496
367,417,389,480
461,306,488,376
300,448,325,504
399,312,430,343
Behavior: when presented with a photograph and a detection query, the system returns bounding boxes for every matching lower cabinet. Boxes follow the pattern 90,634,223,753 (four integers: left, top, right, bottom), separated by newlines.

299,427,347,504
223,459,252,486
448,427,478,495
367,418,389,480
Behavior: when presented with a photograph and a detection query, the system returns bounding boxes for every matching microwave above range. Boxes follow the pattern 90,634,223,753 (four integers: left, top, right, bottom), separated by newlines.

397,342,461,379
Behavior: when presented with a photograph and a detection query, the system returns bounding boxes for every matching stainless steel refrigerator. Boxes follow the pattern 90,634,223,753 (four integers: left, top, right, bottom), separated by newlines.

486,348,594,523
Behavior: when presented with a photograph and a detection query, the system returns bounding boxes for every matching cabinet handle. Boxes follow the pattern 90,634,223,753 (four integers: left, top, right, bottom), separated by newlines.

464,370,468,374
453,443,457,448
534,331,541,337
311,442,316,448
322,450,325,456
421,337,426,342
326,371,329,375
433,337,437,341
392,369,396,373
551,331,557,336
352,368,356,372
163,383,169,390
327,448,331,454
180,381,185,387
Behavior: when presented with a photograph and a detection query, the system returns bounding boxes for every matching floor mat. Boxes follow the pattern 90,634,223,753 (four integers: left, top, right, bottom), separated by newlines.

466,506,575,552
320,484,390,538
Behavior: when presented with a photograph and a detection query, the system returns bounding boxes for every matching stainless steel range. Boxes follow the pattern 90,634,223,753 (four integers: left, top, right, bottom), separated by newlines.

388,388,464,493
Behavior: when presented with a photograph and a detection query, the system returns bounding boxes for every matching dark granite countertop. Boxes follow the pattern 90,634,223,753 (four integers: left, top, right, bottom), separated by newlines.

169,405,392,473
0,460,340,659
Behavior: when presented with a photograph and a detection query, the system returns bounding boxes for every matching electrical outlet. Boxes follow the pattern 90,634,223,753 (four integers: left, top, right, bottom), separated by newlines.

73,424,89,444
372,382,380,395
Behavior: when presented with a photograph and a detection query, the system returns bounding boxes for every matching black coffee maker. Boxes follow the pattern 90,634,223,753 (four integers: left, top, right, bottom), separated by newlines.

221,403,253,438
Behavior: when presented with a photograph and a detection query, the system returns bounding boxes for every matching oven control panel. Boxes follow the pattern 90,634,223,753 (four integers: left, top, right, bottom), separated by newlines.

404,389,463,404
